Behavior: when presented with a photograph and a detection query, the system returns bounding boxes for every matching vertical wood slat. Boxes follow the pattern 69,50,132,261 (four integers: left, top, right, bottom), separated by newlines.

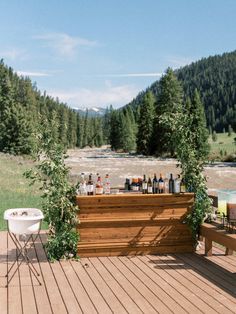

77,193,195,257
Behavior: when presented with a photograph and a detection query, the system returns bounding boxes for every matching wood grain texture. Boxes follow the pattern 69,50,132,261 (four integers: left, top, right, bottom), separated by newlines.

200,222,236,255
76,193,195,257
1,231,236,314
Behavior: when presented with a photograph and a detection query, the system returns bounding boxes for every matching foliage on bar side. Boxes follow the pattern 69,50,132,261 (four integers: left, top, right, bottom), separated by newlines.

24,119,80,261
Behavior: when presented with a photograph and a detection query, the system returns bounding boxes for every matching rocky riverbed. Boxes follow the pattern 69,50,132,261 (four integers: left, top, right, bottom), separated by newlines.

66,147,236,194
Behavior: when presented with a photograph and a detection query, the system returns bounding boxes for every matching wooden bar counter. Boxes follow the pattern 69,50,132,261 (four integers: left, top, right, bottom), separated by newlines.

76,193,195,257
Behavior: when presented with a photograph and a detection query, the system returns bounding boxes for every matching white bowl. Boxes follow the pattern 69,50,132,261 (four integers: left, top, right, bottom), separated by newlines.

4,208,44,235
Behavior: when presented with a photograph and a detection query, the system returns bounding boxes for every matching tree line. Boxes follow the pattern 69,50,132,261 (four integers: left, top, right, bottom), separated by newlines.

0,50,233,158
0,59,105,155
108,68,209,160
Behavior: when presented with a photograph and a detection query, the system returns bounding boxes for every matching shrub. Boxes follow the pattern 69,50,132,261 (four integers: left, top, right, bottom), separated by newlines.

24,121,79,261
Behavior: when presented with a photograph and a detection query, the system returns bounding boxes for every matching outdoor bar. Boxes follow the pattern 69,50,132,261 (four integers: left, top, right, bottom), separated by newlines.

76,193,195,257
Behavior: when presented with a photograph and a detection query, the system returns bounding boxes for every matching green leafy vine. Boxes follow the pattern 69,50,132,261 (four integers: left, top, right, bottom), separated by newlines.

175,93,212,241
24,121,79,261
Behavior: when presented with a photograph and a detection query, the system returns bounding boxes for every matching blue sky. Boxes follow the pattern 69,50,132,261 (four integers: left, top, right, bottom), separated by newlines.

0,0,235,109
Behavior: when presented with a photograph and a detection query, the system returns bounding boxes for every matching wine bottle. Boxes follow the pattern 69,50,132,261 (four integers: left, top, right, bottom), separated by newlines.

158,173,164,194
104,173,111,194
152,173,158,194
169,173,175,193
164,173,169,193
87,173,94,195
79,172,87,195
147,176,153,194
174,175,181,193
95,174,103,195
142,175,148,194
124,178,130,191
180,177,186,193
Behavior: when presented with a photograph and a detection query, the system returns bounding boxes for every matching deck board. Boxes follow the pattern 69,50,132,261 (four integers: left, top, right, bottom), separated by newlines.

1,231,236,314
132,255,202,314
0,231,8,314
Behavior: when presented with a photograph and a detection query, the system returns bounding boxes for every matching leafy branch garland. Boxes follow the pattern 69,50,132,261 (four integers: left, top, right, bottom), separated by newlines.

24,121,79,261
175,102,212,240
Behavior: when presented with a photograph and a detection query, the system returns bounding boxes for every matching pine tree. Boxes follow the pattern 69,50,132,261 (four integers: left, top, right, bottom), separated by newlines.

0,68,32,154
136,91,155,155
76,113,82,148
185,91,210,161
120,112,136,152
103,105,113,144
67,109,77,148
0,103,32,154
58,106,69,146
151,68,183,156
110,110,123,150
94,118,104,147
82,110,89,148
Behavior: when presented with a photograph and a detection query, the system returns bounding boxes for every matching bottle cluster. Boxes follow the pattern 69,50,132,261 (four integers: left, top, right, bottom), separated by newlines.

125,173,186,194
77,173,111,196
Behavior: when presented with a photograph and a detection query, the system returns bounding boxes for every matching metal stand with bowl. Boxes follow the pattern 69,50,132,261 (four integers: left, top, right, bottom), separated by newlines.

4,208,44,287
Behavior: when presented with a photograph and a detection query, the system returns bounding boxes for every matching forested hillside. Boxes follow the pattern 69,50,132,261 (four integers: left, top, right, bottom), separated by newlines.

0,60,104,154
1,50,235,158
127,50,236,133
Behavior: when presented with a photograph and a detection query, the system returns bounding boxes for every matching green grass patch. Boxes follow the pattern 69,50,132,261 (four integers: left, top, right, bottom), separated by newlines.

209,132,236,160
0,153,46,231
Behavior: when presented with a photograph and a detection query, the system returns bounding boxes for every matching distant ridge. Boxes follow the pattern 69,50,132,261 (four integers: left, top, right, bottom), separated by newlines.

126,50,236,132
76,107,107,117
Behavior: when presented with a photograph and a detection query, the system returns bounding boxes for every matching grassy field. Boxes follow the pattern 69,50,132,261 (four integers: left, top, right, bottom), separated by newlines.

208,132,236,160
0,153,43,230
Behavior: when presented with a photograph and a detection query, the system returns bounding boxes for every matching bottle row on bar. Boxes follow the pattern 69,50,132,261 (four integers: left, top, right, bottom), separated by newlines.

77,173,186,196
77,173,111,196
125,173,186,194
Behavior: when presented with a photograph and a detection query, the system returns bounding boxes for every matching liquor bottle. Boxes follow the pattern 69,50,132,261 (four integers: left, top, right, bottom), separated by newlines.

87,173,94,195
147,177,153,194
174,175,181,193
164,173,169,193
104,174,111,194
142,175,148,194
138,177,143,192
78,173,87,195
134,178,140,191
158,173,164,194
131,178,139,191
180,177,186,193
124,178,130,191
169,173,175,193
130,178,135,191
152,173,158,194
95,174,103,195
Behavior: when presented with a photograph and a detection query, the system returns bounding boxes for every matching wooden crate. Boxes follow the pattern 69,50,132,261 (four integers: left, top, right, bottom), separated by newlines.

76,193,195,257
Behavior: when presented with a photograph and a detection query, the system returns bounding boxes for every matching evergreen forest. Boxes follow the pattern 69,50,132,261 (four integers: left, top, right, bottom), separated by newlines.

0,50,236,157
0,59,104,155
128,50,236,134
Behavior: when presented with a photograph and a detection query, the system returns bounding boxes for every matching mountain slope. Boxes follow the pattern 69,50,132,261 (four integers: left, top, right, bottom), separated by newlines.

127,50,236,132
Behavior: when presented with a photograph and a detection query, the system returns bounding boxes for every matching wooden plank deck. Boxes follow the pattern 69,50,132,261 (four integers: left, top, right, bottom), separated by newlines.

0,231,236,314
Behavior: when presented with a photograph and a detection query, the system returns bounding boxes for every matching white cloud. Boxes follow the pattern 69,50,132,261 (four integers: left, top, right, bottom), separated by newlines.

17,70,51,77
34,32,97,58
167,56,194,68
99,72,162,78
0,48,27,61
48,84,139,108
